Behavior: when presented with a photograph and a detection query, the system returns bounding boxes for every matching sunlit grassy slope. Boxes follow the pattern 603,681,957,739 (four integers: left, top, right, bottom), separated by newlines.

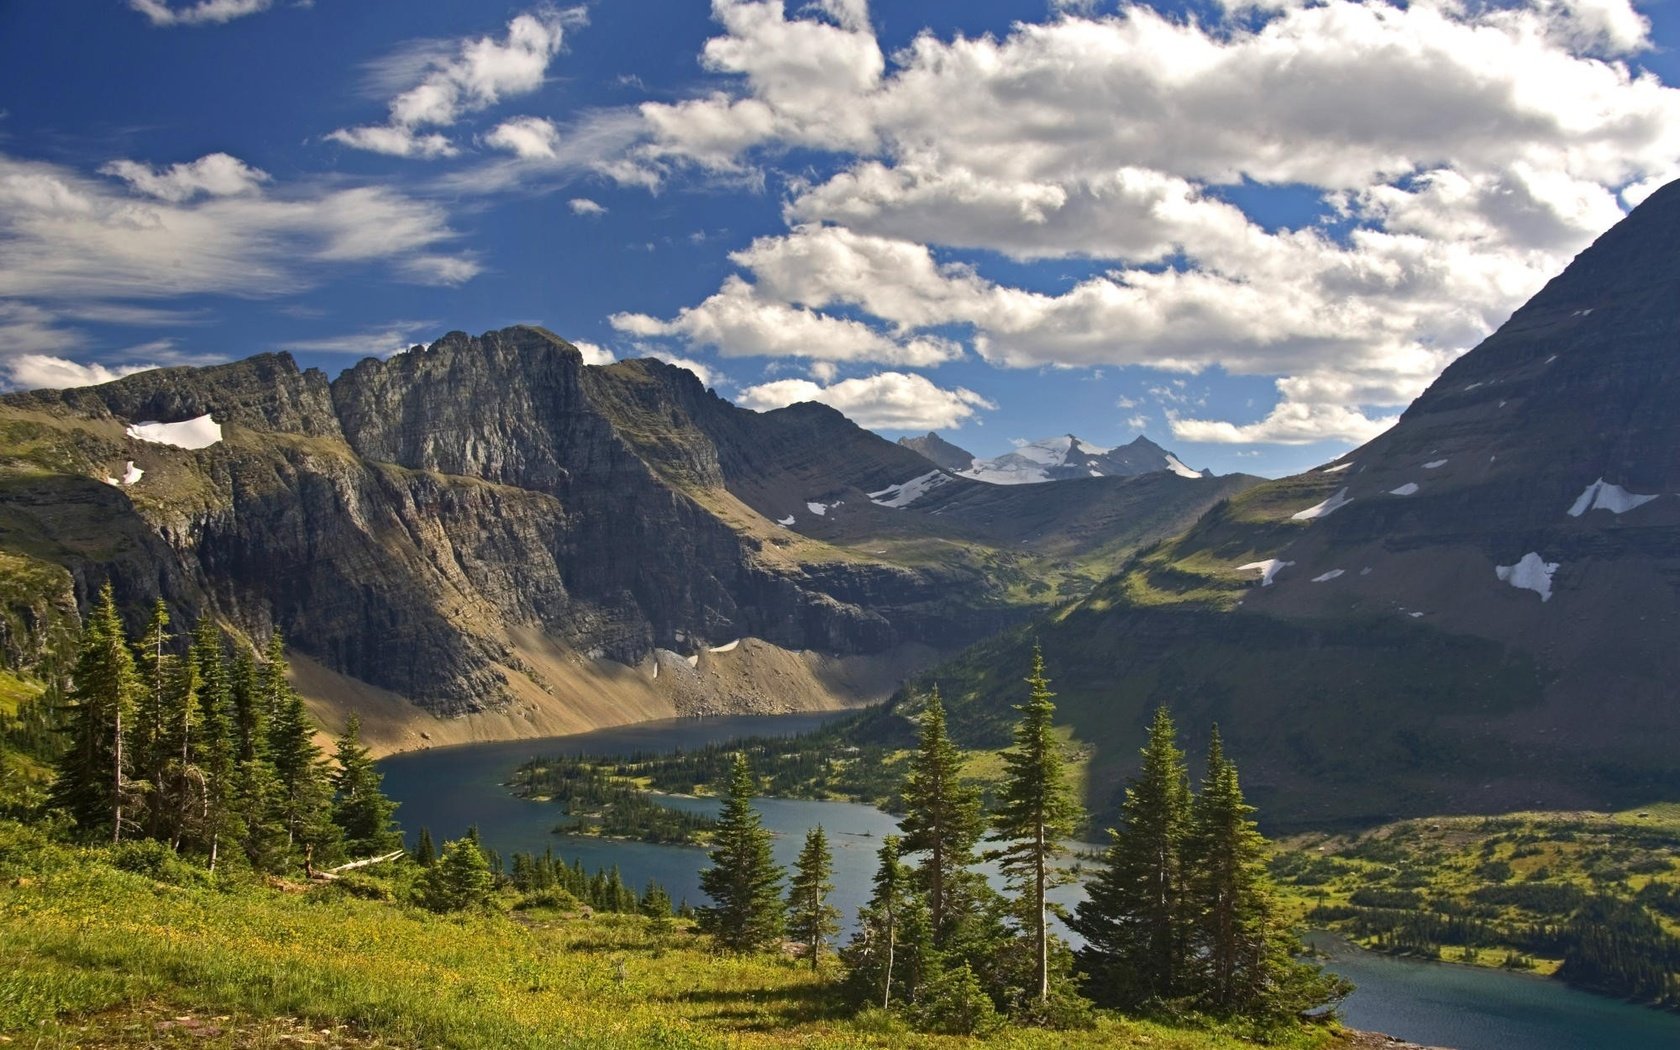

0,822,1341,1050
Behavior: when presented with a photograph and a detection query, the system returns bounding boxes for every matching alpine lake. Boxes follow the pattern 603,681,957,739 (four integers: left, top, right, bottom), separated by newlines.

378,713,1680,1050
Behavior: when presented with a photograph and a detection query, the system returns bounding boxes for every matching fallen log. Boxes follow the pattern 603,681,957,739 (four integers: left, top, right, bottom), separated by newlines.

310,850,406,881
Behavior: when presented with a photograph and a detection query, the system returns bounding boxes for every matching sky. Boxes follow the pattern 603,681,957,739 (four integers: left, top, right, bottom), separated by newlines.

2,0,1679,478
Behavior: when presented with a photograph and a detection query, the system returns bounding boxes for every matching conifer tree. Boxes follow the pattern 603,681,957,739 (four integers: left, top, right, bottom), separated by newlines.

1072,705,1192,1008
899,685,985,943
131,599,176,840
1184,726,1348,1017
190,618,240,870
986,646,1084,1003
787,825,840,970
697,752,785,952
843,835,916,1008
230,646,263,764
331,714,402,856
262,636,340,863
50,583,142,843
421,837,495,912
414,825,437,866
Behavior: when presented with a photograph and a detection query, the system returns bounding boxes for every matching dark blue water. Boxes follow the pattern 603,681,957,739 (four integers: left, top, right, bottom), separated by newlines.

379,715,1680,1050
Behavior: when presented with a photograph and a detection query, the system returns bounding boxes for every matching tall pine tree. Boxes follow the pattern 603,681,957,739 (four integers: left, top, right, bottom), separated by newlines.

260,635,340,866
1073,705,1193,1008
331,714,402,856
189,617,240,870
899,685,985,944
50,583,142,843
986,646,1084,1004
787,825,840,970
696,753,784,952
843,834,934,1009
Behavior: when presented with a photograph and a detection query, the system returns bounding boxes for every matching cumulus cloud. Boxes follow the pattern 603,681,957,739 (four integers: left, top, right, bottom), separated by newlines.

330,11,578,159
129,0,272,27
610,0,1680,443
2,354,157,392
610,272,962,366
644,352,722,387
568,197,606,216
487,116,562,159
101,153,270,201
571,339,615,364
736,371,994,430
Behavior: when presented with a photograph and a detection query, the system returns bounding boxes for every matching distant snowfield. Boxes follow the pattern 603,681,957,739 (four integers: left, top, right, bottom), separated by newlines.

1237,558,1293,586
1311,569,1345,583
805,501,828,517
1389,482,1419,496
126,413,222,449
707,640,739,653
1291,487,1351,520
1423,458,1448,469
1321,461,1354,473
776,515,795,526
1496,552,1560,602
868,469,951,508
1567,478,1658,517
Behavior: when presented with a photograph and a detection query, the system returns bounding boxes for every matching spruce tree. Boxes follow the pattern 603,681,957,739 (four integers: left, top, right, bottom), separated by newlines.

50,583,142,843
262,636,340,864
986,646,1084,1003
843,834,920,1009
787,825,841,970
414,825,437,866
230,645,264,764
1185,727,1349,1018
131,599,175,840
421,837,495,912
190,618,240,870
1072,705,1192,1008
331,714,402,856
899,685,985,943
696,752,785,952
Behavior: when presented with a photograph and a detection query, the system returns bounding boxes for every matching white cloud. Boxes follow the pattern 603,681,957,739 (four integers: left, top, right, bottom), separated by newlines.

0,154,472,300
3,354,156,392
129,0,272,27
101,153,270,201
330,11,577,159
736,371,994,430
571,339,615,365
279,322,436,358
610,0,1680,444
644,352,721,387
487,117,562,159
610,272,962,366
567,197,606,216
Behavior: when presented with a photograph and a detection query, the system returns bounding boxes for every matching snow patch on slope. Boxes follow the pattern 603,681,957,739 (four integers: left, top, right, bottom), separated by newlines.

1291,488,1352,521
806,501,828,517
126,413,221,450
1496,553,1559,602
1237,559,1294,586
1163,453,1201,479
776,515,795,526
868,470,952,508
1311,569,1345,583
707,640,739,653
1423,459,1448,469
1389,483,1419,496
1567,479,1658,517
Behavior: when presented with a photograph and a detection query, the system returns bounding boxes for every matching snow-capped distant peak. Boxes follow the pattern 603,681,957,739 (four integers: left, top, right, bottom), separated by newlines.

959,434,1206,485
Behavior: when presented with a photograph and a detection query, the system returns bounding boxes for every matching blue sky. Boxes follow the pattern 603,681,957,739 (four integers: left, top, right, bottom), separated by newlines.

3,0,1679,477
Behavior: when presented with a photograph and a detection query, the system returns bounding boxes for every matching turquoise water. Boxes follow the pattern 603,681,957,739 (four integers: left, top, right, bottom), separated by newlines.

379,714,1680,1049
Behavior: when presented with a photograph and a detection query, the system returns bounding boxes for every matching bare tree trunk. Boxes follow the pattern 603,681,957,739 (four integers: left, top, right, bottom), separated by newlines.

883,908,896,1009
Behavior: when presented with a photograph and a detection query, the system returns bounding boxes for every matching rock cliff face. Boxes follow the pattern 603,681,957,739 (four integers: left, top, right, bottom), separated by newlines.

900,178,1680,829
0,326,1246,728
897,432,976,471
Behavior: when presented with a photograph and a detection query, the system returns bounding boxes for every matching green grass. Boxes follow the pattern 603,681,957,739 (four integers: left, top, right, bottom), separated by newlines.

0,822,1342,1049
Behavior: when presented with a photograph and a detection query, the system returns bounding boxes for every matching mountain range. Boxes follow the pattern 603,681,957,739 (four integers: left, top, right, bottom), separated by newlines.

898,432,1207,483
0,329,1250,752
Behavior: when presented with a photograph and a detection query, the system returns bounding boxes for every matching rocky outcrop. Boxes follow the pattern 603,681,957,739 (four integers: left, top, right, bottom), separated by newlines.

898,432,976,471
